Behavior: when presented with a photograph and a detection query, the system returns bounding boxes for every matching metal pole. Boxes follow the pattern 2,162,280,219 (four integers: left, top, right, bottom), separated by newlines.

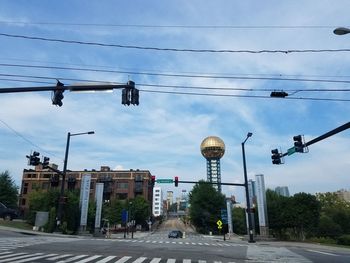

242,140,255,243
57,132,71,227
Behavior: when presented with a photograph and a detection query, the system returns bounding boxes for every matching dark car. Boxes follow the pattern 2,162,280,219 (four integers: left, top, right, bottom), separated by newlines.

0,202,18,220
168,230,183,238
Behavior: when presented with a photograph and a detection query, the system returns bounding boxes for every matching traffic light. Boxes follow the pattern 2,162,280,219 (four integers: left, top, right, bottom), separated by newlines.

270,91,289,98
52,80,64,107
174,176,179,187
50,174,59,187
131,88,139,105
293,135,304,153
271,149,282,165
151,175,156,187
42,156,50,168
121,88,130,105
28,151,40,166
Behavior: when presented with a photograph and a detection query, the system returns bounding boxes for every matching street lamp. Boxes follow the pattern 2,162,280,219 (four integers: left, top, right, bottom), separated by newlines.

241,132,255,243
56,131,95,227
333,27,350,35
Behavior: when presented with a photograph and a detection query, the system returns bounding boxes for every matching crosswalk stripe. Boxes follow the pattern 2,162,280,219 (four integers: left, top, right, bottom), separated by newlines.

149,257,162,263
13,253,57,263
198,260,206,263
95,255,117,263
56,254,88,263
0,252,43,262
198,243,203,245
74,255,103,263
47,254,74,260
0,251,12,255
214,261,222,263
132,256,147,263
115,256,132,263
183,259,191,263
166,259,176,263
0,252,27,259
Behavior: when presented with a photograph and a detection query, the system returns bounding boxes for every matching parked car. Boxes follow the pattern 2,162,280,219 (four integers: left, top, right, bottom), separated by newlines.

0,202,18,220
168,230,183,238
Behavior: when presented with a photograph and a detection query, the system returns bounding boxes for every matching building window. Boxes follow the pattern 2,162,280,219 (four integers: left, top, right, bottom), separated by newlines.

23,183,28,194
117,182,129,189
90,181,94,190
116,193,128,200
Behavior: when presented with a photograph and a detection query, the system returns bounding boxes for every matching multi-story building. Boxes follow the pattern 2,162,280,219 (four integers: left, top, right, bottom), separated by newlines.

19,165,154,215
166,191,173,208
335,189,350,202
275,186,290,197
152,187,163,217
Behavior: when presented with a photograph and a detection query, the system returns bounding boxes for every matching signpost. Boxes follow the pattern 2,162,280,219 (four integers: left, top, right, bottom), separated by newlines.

287,146,296,156
156,179,174,184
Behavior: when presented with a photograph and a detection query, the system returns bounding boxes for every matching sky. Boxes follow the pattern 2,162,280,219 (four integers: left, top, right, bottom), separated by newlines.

0,0,349,203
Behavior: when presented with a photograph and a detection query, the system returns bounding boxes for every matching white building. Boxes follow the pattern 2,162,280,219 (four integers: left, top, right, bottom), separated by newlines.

152,187,163,217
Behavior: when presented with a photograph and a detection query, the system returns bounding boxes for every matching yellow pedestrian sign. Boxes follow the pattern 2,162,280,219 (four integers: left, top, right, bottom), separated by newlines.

216,219,223,229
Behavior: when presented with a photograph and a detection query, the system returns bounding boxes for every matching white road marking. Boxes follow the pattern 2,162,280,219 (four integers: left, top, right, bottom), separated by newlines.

0,252,43,262
47,254,74,260
307,249,339,256
74,255,103,262
12,253,57,263
132,256,147,263
115,256,132,263
95,256,117,263
149,258,162,263
166,259,176,263
56,254,88,263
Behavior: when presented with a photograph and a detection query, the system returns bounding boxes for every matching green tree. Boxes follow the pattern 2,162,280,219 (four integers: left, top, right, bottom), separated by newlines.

130,196,151,226
289,192,320,240
0,170,18,208
232,207,247,235
189,181,226,234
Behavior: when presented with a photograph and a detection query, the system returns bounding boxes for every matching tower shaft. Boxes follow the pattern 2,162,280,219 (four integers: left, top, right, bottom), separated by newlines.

206,158,221,192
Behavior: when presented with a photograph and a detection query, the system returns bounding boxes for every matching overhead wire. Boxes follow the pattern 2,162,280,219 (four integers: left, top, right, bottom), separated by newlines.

0,119,63,160
1,33,350,54
2,63,350,84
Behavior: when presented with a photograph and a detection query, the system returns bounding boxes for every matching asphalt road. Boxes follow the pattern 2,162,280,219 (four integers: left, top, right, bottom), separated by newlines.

1,218,350,262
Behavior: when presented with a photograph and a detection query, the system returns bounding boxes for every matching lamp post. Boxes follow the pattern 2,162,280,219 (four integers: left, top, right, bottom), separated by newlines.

333,27,350,35
242,132,255,243
56,131,95,228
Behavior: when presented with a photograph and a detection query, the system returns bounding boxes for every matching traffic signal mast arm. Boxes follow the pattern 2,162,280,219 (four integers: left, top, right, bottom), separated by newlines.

176,180,245,187
0,82,135,93
276,121,350,160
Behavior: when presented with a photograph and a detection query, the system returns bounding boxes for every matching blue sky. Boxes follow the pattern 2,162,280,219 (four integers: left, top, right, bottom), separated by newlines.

0,0,349,203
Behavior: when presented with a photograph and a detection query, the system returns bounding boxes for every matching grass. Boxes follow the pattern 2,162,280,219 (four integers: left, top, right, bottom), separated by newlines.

0,219,33,230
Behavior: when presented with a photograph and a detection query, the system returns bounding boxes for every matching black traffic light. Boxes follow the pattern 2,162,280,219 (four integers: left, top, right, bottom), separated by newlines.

52,80,64,107
270,91,289,98
42,156,50,168
271,149,282,165
122,88,130,105
151,175,156,187
28,151,40,166
293,135,304,153
174,176,179,187
131,88,139,105
51,174,59,187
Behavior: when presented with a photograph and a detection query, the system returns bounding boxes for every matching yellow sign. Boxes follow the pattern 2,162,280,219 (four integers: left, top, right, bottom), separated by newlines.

216,219,223,229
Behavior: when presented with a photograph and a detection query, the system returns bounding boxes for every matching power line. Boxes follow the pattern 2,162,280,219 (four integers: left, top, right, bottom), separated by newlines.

0,21,342,29
0,119,63,160
140,89,350,102
2,63,350,84
1,33,350,54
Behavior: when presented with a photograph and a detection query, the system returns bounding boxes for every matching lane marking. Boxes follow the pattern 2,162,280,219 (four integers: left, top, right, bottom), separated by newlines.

47,254,74,260
115,256,132,263
150,258,162,263
13,253,57,263
307,249,339,256
75,255,103,263
56,254,88,263
95,256,117,263
132,256,147,263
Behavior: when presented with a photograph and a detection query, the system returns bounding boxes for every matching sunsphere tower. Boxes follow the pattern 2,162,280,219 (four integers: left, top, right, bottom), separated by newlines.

200,136,225,193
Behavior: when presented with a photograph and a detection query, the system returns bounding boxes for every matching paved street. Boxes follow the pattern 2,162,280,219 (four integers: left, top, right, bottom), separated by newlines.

1,218,350,262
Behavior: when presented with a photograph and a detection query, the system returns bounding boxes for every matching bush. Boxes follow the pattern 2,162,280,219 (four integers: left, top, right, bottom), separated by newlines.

337,235,350,246
308,237,337,244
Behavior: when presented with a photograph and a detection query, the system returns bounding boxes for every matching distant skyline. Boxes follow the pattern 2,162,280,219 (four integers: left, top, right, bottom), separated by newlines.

1,1,349,203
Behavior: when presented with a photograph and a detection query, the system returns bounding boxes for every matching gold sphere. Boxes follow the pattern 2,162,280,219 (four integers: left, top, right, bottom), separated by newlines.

200,136,225,159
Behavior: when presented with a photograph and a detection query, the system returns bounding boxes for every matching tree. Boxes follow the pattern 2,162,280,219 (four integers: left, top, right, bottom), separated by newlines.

189,181,226,234
129,196,150,226
0,170,18,208
232,207,247,235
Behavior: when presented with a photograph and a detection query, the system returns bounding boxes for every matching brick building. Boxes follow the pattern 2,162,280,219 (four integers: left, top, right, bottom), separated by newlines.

19,164,154,215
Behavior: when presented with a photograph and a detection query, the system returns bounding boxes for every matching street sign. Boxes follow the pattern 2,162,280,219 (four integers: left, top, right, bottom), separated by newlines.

122,209,128,223
156,179,174,183
287,146,296,156
221,209,228,224
216,219,223,229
